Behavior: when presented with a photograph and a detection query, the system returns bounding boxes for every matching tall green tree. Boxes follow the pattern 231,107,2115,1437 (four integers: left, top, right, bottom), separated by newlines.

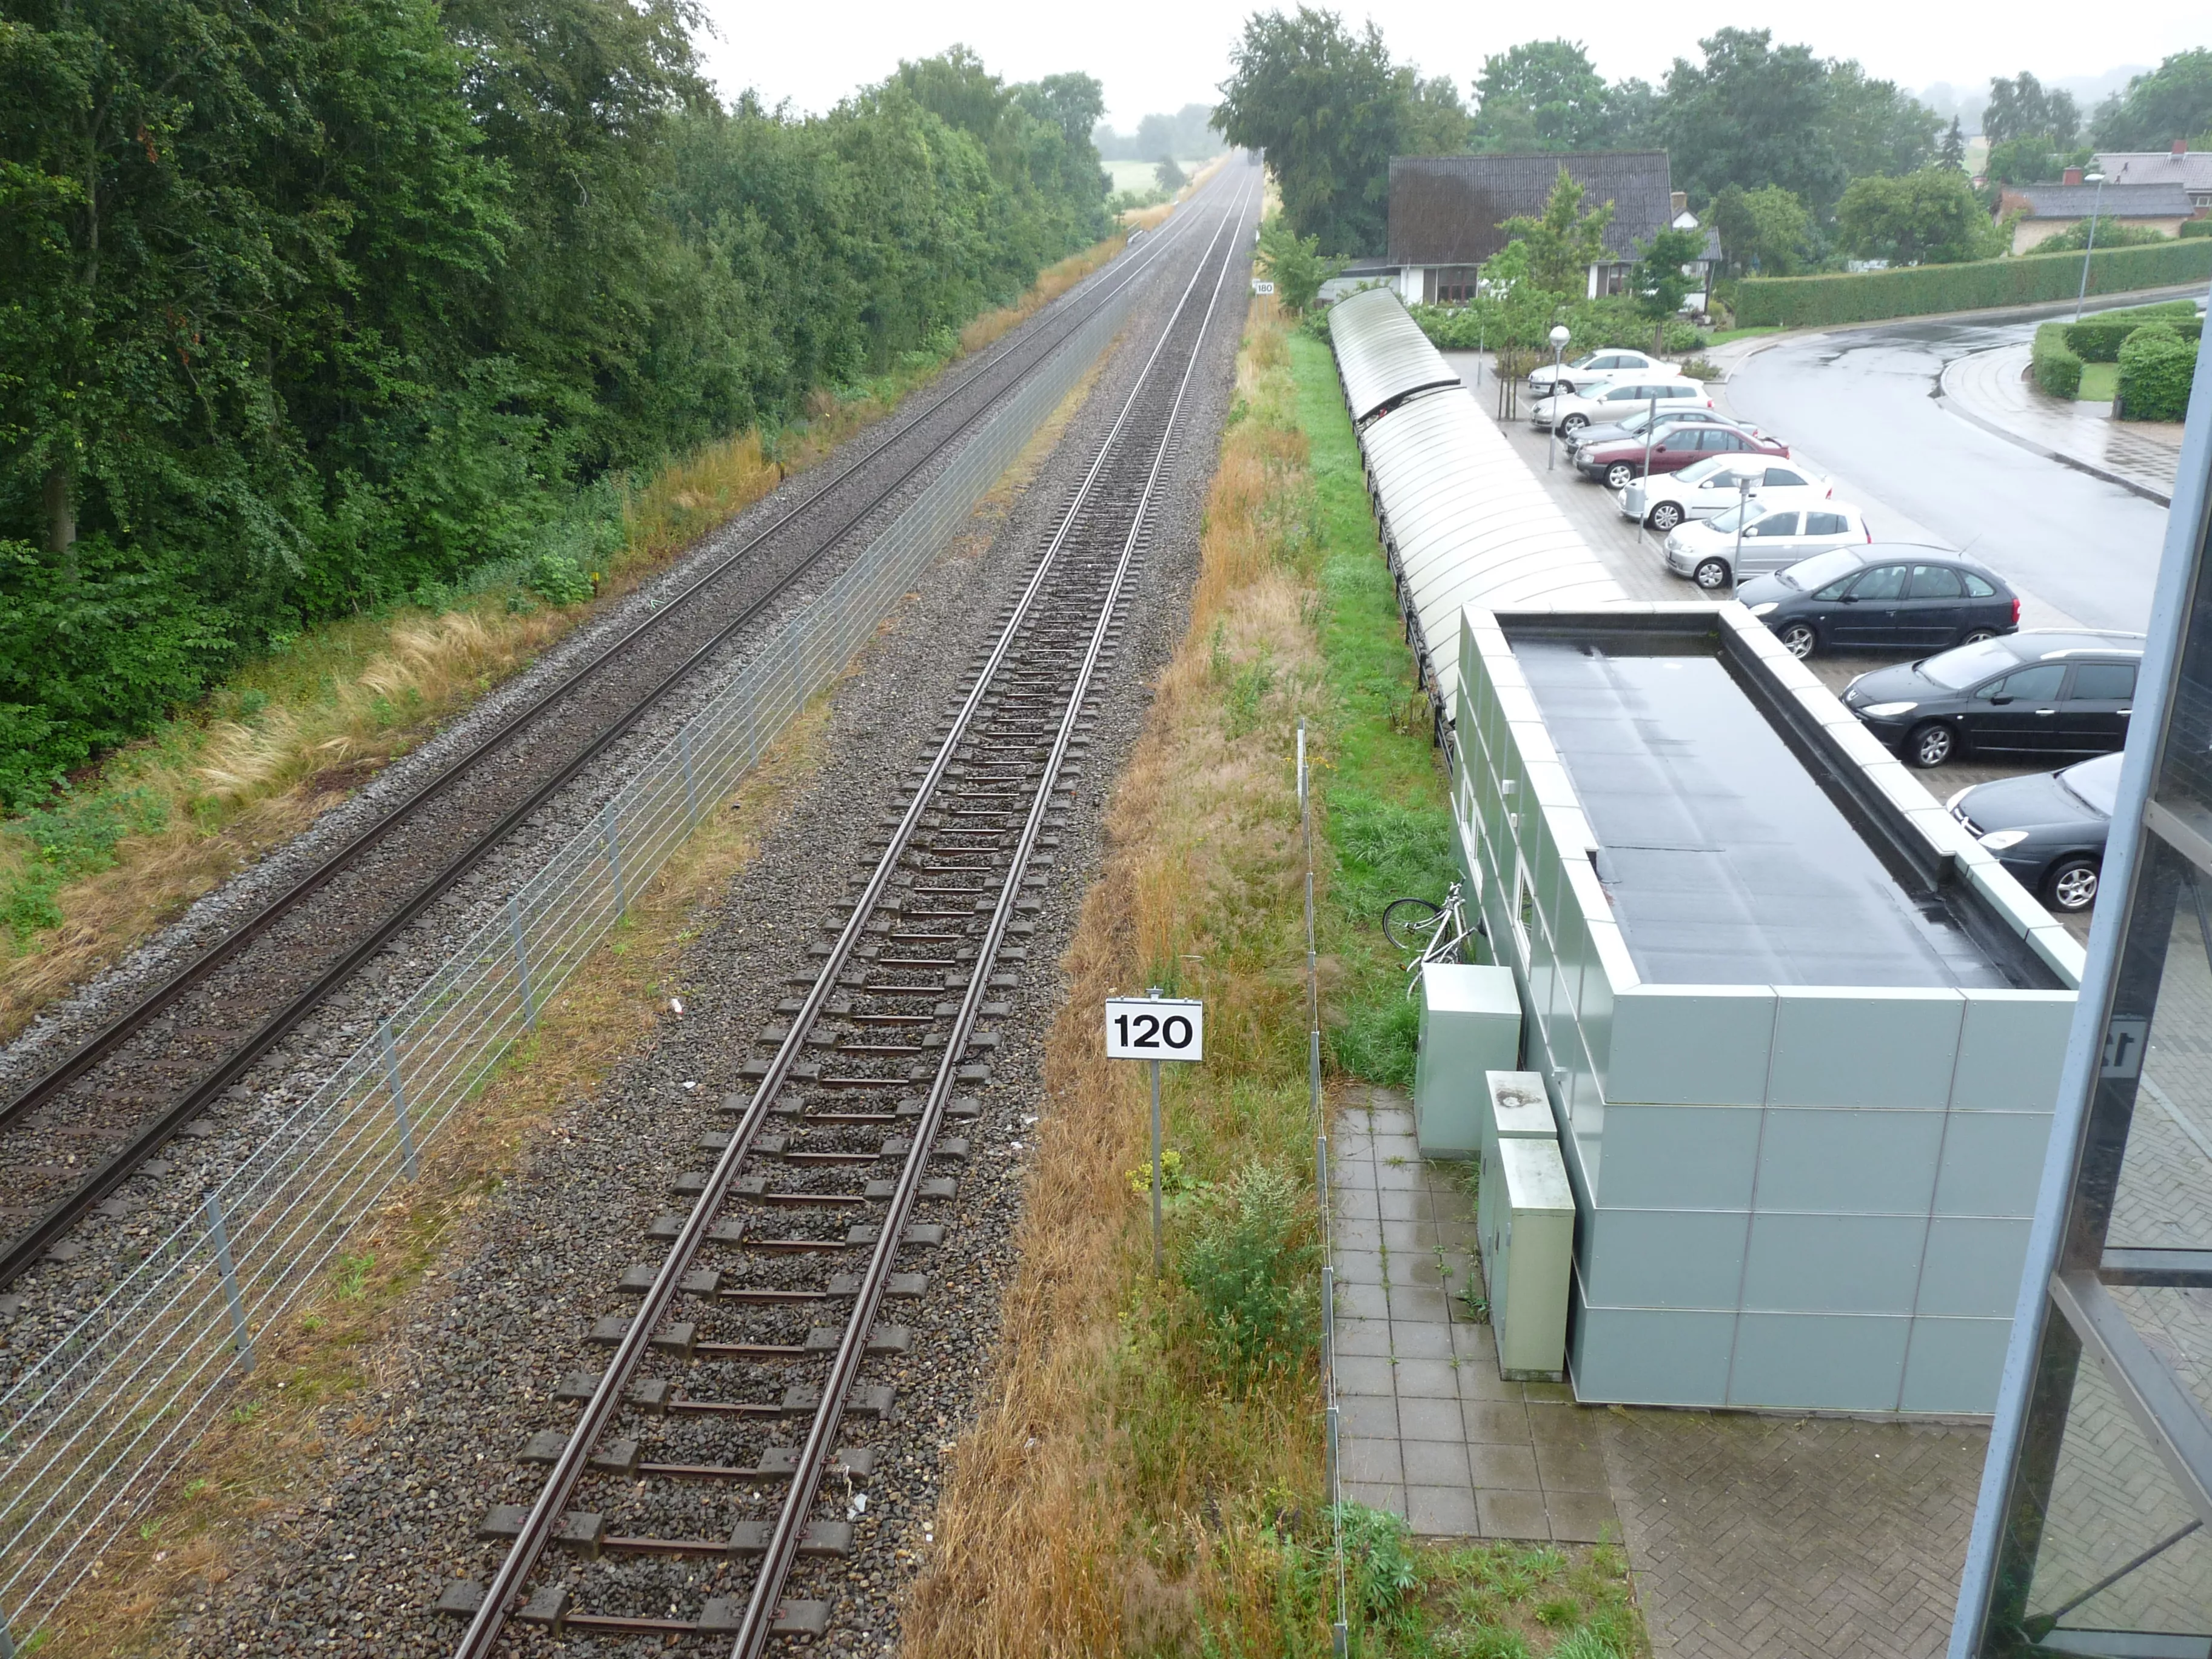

1985,71,2079,147
1708,183,1809,275
1939,117,1967,170
1498,166,1612,297
1629,226,1708,350
2091,51,2212,149
1469,39,1611,152
1214,7,1406,253
1835,168,2003,264
1396,71,1470,155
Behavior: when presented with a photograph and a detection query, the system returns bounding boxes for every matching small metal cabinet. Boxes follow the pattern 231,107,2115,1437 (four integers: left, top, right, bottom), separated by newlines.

1412,963,1522,1158
1476,1071,1555,1284
1486,1137,1574,1382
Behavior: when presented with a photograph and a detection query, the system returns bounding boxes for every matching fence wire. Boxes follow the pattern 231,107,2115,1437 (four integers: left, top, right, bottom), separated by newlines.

0,267,1145,1649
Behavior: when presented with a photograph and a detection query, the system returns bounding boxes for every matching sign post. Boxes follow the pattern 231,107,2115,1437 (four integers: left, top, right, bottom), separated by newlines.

1106,988,1205,1274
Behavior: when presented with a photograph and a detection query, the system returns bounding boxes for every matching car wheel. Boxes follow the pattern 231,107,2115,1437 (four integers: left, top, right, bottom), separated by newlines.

1694,557,1731,591
1560,413,1588,435
1960,628,1997,645
1777,621,1817,659
1605,462,1635,489
1647,501,1683,531
2043,856,2100,913
1906,721,1956,769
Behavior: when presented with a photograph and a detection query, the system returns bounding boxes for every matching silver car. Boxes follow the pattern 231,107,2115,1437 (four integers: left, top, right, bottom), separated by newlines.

1662,501,1870,588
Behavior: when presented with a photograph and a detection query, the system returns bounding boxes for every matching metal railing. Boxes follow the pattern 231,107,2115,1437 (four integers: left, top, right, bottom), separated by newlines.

0,262,1147,1650
1302,720,1352,1657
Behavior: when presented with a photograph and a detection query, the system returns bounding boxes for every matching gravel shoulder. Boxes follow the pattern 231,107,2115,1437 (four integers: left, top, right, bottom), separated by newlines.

126,223,1250,1659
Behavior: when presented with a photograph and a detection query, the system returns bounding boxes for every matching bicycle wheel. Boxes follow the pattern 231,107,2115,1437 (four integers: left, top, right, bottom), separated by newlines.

1381,896,1446,952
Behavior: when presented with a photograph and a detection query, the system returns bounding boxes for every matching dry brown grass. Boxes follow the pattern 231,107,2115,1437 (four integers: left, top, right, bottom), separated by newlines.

0,233,1132,1047
40,688,840,1659
905,296,1336,1659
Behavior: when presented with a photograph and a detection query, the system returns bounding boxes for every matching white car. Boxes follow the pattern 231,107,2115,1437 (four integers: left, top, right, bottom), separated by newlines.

1619,457,1831,532
1532,377,1711,434
1661,500,1871,589
1527,347,1666,397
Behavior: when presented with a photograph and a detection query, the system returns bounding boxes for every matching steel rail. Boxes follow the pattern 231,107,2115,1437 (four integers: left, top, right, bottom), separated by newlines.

447,166,1257,1659
0,193,1216,1291
730,164,1262,1659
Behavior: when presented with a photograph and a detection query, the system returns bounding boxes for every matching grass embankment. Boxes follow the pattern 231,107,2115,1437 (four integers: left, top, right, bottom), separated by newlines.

0,235,1126,1044
905,283,1623,1657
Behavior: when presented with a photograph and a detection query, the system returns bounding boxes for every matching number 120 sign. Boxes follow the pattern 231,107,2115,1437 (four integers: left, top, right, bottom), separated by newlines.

1105,997,1204,1061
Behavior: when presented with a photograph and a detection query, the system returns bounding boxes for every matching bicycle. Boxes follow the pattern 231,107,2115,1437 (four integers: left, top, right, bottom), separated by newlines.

1382,881,1481,993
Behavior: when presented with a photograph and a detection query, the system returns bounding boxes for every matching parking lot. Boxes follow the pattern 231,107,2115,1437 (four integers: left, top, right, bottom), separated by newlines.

1441,352,2096,945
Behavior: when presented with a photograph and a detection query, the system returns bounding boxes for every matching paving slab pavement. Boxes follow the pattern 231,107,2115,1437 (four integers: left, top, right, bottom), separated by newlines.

1332,1084,1989,1657
1939,342,2184,506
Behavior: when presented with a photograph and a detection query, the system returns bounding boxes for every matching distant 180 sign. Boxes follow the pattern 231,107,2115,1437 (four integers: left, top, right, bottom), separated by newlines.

1105,996,1204,1061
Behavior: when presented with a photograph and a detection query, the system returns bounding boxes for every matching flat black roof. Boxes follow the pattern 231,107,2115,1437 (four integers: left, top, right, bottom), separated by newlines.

1513,636,2022,989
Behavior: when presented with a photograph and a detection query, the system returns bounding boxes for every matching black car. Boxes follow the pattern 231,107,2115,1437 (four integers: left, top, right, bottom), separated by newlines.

1948,750,2120,912
1738,546,2018,660
1840,629,2148,769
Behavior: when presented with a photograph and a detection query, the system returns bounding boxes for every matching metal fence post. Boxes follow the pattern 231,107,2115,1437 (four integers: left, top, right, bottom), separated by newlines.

508,896,538,1030
203,1191,253,1371
680,725,699,825
600,802,627,916
379,1019,418,1180
1320,1262,1336,1387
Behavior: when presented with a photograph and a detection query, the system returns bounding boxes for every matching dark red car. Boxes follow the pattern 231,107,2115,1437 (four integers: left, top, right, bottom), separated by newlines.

1576,424,1789,491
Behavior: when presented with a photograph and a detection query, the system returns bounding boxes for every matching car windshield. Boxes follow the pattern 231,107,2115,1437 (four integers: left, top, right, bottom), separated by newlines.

1672,456,1738,487
1709,501,1780,534
1920,636,2026,689
1778,549,1864,590
2057,751,2125,817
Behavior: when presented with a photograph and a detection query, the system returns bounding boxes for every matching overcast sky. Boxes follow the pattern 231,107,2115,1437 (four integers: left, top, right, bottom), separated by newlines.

691,0,2200,130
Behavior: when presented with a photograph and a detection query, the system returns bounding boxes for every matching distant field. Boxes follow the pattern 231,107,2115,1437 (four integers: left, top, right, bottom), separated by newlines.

1104,158,1215,195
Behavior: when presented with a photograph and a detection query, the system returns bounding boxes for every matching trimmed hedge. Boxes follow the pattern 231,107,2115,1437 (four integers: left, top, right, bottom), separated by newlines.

2182,219,2212,239
2064,302,2203,361
2031,322,2083,397
2117,323,2198,421
1735,237,2212,328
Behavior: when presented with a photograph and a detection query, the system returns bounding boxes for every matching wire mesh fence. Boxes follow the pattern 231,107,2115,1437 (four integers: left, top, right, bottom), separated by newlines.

0,268,1145,1649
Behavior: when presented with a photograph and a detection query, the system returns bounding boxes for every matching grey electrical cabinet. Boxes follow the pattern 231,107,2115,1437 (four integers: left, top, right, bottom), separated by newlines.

1476,1071,1555,1283
1413,963,1521,1158
1486,1136,1575,1381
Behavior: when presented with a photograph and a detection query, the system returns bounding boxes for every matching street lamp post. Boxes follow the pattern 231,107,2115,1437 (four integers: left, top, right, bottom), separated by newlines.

1546,323,1571,472
2073,170,2108,322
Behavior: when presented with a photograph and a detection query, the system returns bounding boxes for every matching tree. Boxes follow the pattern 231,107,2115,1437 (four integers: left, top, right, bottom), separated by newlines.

2091,50,2212,149
1835,169,2003,264
1654,28,1848,213
1396,72,1470,155
1499,167,1613,298
1708,183,1809,275
1940,118,1966,170
1215,7,1406,253
1629,226,1708,351
1824,61,1940,181
1255,215,1344,310
1985,72,2080,147
1470,39,1611,152
1155,155,1188,192
1984,136,2065,187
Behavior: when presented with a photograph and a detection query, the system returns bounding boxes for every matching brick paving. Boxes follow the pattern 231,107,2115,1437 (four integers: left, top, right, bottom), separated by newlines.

1939,342,2184,504
1330,1090,1992,1657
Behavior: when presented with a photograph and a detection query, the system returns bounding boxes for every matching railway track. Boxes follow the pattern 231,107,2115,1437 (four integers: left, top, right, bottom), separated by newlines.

438,167,1258,1655
0,185,1225,1291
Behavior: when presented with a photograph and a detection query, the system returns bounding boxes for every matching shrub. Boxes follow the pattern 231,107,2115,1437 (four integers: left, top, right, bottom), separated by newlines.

1735,237,2212,328
2183,219,2212,239
2064,301,2202,361
2031,321,2083,398
2117,323,2198,421
523,549,595,606
1336,1502,1419,1620
1178,1159,1319,1386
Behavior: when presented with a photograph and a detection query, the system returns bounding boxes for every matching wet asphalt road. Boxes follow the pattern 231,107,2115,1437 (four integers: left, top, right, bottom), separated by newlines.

1723,301,2177,633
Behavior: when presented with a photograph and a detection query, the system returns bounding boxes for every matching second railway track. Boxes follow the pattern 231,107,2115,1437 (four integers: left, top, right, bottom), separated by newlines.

439,167,1259,1657
0,182,1228,1290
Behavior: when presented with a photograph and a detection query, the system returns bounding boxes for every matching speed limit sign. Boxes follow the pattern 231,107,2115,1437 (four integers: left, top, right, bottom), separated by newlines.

1105,996,1204,1061
1108,991,1205,1276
